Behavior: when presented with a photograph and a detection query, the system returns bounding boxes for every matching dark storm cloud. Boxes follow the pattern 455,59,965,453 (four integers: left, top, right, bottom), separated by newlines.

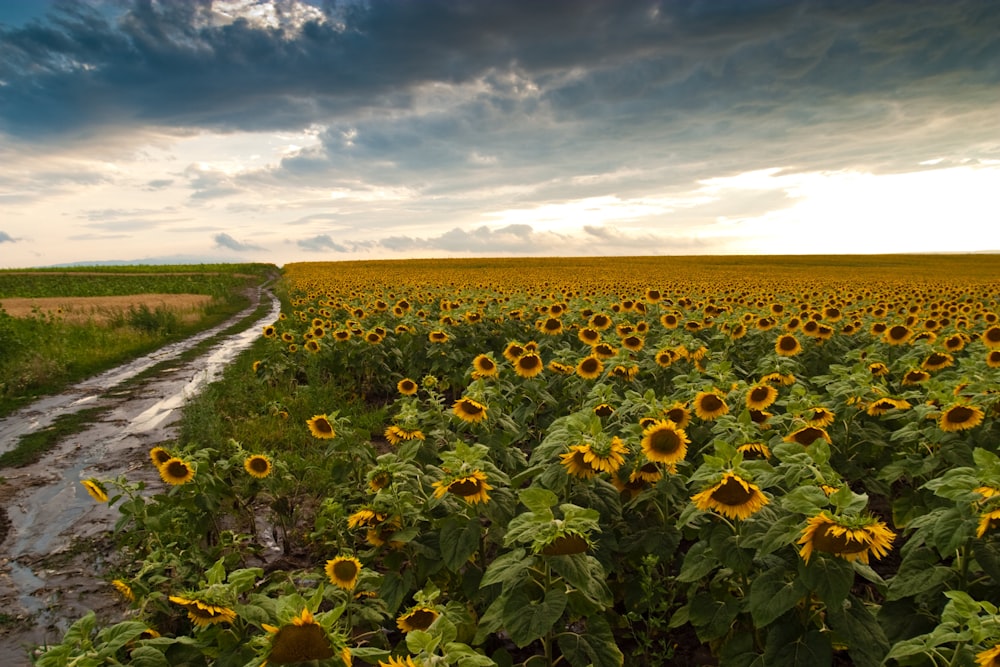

1,0,998,146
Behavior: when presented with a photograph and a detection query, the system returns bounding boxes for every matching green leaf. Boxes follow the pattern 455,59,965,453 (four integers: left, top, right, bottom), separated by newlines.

406,629,440,655
973,541,1000,583
226,567,263,593
555,614,624,667
205,557,227,586
480,548,530,591
441,516,482,572
798,555,854,608
444,643,498,667
688,590,741,642
519,487,558,514
473,592,508,645
780,486,829,515
826,596,890,667
763,624,831,667
886,547,957,601
127,645,171,667
677,541,718,583
62,610,97,646
503,586,568,648
546,554,612,607
95,620,149,656
749,567,808,627
755,512,807,555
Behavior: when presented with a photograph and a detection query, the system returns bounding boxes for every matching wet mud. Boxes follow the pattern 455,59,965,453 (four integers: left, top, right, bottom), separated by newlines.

0,286,281,665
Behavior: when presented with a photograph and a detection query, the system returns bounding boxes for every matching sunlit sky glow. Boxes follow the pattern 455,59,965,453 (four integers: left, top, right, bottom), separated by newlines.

1,0,999,267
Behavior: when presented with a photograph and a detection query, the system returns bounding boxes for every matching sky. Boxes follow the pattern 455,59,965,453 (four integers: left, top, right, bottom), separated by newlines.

1,0,999,268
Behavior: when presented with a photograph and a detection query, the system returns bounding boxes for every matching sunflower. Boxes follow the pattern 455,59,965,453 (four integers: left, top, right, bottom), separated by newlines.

513,352,544,378
304,339,321,353
81,479,108,503
640,420,689,465
539,317,563,335
561,445,599,479
578,327,601,345
902,369,931,385
428,331,449,343
922,352,954,371
988,350,1000,369
630,461,664,484
580,437,628,474
168,595,237,628
576,355,604,380
797,512,895,564
548,360,575,375
368,468,393,492
159,457,195,485
803,407,836,428
691,472,769,521
262,325,277,338
432,470,493,504
663,403,691,429
760,372,796,386
306,414,337,439
736,442,771,460
882,324,912,345
865,397,911,416
347,508,385,529
621,335,644,352
593,402,615,418
745,384,778,411
265,607,339,664
452,397,488,423
325,555,362,590
379,657,420,667
590,313,613,330
396,378,418,395
150,446,172,468
472,354,498,378
660,312,680,329
983,326,1000,350
111,579,134,602
384,425,425,446
774,333,802,356
784,426,832,446
244,454,272,479
976,508,1000,538
396,606,439,633
939,403,985,432
654,348,677,368
693,391,729,420
976,644,1000,667
502,342,526,363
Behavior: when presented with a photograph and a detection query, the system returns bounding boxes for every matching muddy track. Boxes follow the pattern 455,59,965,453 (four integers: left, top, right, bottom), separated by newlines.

0,283,281,665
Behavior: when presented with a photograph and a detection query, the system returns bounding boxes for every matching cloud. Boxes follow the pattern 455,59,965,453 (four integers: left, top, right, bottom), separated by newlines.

0,230,16,243
213,232,264,252
297,234,349,252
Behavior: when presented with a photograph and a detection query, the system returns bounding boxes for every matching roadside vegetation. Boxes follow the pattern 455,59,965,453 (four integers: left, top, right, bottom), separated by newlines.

22,255,1000,667
0,264,277,417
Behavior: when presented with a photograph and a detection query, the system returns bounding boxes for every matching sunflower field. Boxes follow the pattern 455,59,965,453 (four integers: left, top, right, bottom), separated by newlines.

49,255,1000,667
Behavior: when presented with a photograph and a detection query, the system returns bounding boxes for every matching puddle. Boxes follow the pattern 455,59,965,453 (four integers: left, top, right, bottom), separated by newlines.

0,287,281,665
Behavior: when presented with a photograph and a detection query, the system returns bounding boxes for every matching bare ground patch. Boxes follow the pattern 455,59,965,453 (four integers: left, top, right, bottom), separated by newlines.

0,294,214,325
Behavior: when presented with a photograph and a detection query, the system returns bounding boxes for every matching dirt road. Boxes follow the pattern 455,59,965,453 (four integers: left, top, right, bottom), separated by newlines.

0,285,281,665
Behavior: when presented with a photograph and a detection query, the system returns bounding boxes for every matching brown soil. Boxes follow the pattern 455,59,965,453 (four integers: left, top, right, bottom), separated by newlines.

0,294,214,324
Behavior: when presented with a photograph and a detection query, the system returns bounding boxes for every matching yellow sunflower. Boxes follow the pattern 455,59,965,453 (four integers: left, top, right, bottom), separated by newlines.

797,512,895,564
640,420,689,465
693,390,729,420
379,657,420,667
736,442,771,460
452,397,488,423
325,555,362,590
513,352,544,378
111,579,134,602
502,342,526,363
561,445,599,479
784,426,832,446
883,325,913,345
244,454,272,479
432,470,493,505
745,384,778,411
987,350,1000,368
150,446,172,468
347,508,385,529
804,407,835,427
396,606,439,633
901,369,931,385
384,425,425,446
774,333,802,356
575,355,604,380
922,352,954,371
265,607,340,664
578,327,601,345
977,644,1000,667
580,437,628,474
397,378,419,395
168,595,237,628
81,479,108,503
307,414,337,439
865,397,911,416
663,403,691,429
939,403,985,432
691,472,768,521
428,331,449,343
159,457,195,486
472,354,498,378
983,326,1000,350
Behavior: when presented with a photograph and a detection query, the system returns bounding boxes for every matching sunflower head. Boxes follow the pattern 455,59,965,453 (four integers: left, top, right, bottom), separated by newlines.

150,446,172,468
432,470,493,505
745,384,778,411
81,479,109,503
513,352,544,378
306,414,337,439
325,555,362,590
693,390,729,420
939,403,985,432
244,454,272,479
452,397,488,423
691,472,769,520
797,511,895,564
159,457,196,486
396,606,439,633
640,420,689,465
